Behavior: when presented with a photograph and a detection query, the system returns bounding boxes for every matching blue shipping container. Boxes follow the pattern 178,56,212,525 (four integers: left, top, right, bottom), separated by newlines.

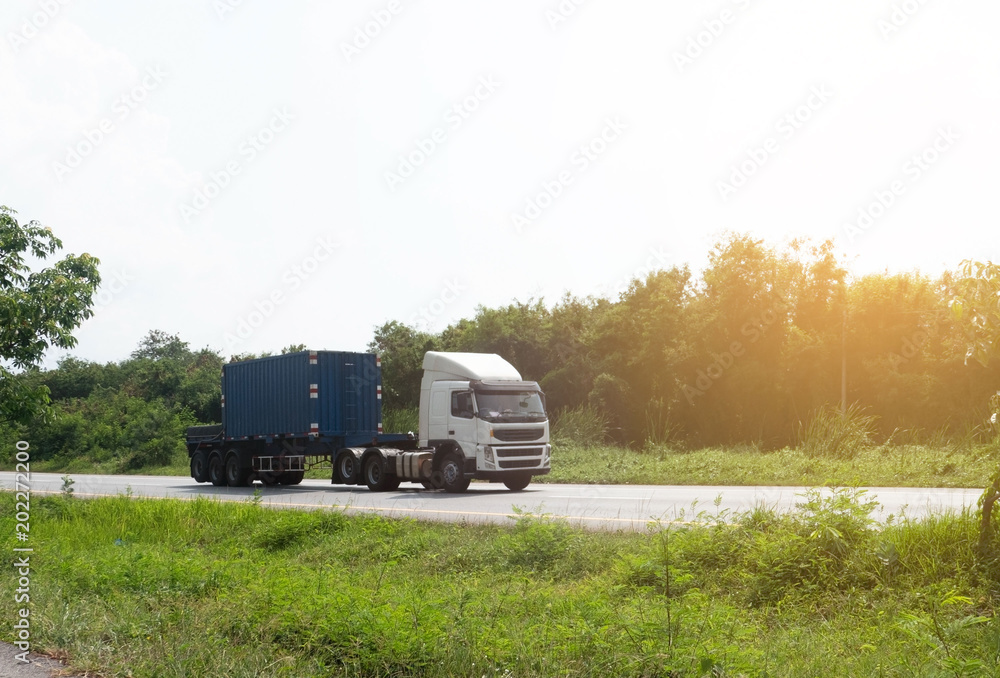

222,351,382,441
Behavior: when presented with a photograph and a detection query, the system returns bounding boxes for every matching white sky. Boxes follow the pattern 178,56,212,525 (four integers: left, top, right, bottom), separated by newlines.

2,0,998,366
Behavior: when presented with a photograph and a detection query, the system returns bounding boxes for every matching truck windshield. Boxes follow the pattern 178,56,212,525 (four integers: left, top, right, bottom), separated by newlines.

475,390,546,423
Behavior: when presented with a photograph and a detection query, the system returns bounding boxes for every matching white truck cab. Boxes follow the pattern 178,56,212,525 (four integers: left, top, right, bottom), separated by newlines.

419,351,551,492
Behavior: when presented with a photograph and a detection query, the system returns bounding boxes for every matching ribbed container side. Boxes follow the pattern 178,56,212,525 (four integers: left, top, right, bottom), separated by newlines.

316,352,381,435
222,351,382,439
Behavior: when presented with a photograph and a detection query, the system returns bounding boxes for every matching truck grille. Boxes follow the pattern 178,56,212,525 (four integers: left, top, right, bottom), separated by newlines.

495,447,544,458
499,459,541,469
493,428,545,442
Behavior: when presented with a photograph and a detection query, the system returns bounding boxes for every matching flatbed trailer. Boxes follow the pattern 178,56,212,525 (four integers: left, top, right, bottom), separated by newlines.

187,350,550,492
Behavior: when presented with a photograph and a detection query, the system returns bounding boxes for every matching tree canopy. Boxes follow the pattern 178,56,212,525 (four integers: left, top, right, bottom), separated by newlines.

0,205,100,424
4,233,999,468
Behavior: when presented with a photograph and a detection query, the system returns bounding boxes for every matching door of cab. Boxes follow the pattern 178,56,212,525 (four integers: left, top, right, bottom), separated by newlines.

448,389,478,454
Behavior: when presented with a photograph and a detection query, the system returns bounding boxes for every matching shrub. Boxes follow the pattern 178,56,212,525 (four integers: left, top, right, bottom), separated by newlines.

253,510,347,551
383,407,419,435
798,403,878,459
551,404,609,448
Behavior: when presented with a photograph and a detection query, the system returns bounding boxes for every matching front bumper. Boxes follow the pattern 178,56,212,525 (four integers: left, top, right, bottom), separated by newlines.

472,467,551,481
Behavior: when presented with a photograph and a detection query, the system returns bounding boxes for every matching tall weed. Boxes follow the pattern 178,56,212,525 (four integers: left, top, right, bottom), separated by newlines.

382,407,419,434
798,403,878,459
551,404,609,448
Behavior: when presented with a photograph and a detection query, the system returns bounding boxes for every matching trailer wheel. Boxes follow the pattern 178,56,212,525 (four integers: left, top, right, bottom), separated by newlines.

208,452,226,486
190,451,209,483
441,453,471,493
225,453,250,487
363,455,393,492
335,450,359,485
503,475,531,492
278,471,304,485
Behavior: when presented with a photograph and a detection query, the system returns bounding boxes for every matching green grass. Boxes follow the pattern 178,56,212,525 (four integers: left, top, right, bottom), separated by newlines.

8,412,1000,489
539,442,1000,488
2,490,999,676
16,445,192,476
11,441,1000,488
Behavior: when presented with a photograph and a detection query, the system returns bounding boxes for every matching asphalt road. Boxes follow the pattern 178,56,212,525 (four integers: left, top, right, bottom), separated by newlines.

1,472,985,530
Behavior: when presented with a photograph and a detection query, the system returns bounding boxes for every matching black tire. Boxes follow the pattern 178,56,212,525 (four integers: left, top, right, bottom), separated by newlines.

208,453,226,486
503,475,531,492
440,453,471,493
335,450,359,485
363,454,392,492
428,470,445,490
278,471,305,485
225,453,250,487
190,451,209,483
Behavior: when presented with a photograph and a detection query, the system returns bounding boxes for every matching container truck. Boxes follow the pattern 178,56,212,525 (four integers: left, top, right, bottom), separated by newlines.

186,350,550,493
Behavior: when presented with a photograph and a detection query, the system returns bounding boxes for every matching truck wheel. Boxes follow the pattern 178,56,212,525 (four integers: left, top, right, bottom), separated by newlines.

441,453,471,493
427,471,445,490
335,450,359,485
278,471,304,485
208,453,226,486
190,451,209,483
225,453,250,487
363,455,392,492
503,475,531,492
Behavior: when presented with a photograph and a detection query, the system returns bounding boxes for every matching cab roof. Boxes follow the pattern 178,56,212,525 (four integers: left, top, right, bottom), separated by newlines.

421,351,522,381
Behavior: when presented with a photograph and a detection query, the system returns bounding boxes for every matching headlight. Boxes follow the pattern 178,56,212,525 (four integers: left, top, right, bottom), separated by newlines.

484,446,494,463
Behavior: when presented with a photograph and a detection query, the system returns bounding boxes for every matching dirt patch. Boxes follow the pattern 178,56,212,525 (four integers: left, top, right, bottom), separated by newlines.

0,642,88,677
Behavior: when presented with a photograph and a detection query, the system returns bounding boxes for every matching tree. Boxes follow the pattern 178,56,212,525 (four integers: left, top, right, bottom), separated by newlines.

439,300,552,380
0,206,100,424
368,321,438,410
131,330,191,362
950,259,1000,558
951,260,1000,368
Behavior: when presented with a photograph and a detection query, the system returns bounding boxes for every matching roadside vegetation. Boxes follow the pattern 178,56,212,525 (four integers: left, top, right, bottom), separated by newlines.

3,490,999,677
10,402,1000,489
538,403,1000,488
541,442,999,488
4,235,1000,477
